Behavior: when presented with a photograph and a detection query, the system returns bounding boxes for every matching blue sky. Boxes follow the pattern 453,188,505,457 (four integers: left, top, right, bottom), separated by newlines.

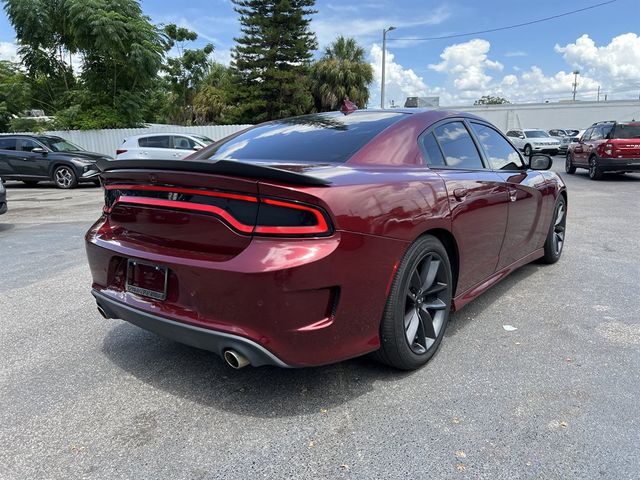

1,0,639,106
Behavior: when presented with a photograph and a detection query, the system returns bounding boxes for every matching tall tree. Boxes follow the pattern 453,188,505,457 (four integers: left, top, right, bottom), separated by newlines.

231,0,317,123
4,0,165,129
310,36,373,111
161,24,214,125
0,61,31,132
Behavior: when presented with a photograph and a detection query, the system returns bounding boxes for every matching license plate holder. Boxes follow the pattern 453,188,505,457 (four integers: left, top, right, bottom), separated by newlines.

125,260,168,300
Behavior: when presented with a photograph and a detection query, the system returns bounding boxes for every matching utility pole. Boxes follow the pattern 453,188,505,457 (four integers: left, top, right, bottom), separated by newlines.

597,85,600,102
381,26,396,109
572,70,580,101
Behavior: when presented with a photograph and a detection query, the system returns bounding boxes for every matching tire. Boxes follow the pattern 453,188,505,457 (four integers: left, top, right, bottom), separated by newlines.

524,144,532,157
22,180,40,186
53,165,78,189
588,156,603,180
540,195,566,264
92,179,101,186
565,153,576,174
376,235,453,370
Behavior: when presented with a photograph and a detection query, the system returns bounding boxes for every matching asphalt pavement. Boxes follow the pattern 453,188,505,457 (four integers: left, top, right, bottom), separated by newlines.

0,163,639,479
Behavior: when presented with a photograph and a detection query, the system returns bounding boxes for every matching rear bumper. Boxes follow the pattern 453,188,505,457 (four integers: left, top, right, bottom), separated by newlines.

93,289,290,367
596,157,640,172
86,222,408,367
532,146,559,154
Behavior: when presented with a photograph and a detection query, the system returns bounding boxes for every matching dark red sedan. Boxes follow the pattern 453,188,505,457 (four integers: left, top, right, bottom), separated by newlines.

86,109,567,370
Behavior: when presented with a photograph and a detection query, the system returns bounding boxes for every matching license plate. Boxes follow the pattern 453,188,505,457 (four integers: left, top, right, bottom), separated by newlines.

126,260,168,300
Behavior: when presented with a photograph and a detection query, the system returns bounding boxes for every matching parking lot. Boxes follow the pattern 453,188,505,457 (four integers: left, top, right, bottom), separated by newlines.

1,160,639,479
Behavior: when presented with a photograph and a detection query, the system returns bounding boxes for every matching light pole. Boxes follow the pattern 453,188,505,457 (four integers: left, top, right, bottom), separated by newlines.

572,70,580,101
381,26,396,109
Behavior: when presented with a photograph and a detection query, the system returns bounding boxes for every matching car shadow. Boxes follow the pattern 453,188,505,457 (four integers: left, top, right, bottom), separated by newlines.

569,171,640,182
101,262,546,418
0,223,15,233
3,181,99,189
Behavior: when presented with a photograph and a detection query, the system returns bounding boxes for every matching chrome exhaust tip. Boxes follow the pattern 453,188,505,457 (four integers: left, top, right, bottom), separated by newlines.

223,349,250,369
97,305,109,319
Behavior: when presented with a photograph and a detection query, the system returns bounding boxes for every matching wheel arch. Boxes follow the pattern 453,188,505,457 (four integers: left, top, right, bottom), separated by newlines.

49,161,76,178
415,228,460,298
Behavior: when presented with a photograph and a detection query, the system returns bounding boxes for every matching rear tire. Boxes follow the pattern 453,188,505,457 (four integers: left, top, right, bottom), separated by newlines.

588,157,603,180
565,153,576,174
540,195,566,264
376,235,453,370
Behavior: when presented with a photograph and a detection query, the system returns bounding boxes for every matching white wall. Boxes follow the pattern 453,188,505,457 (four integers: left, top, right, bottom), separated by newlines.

443,100,640,132
20,125,252,157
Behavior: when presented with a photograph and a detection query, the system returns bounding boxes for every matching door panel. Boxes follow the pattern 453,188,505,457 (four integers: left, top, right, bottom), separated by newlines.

494,171,546,268
436,170,510,293
17,139,50,178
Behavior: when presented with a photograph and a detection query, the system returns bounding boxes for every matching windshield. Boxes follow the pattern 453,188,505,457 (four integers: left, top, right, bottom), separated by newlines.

192,135,214,145
524,131,550,138
612,124,640,139
201,111,407,163
38,137,84,152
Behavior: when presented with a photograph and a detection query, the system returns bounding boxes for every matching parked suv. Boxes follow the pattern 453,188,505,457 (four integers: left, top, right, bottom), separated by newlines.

0,135,111,188
566,121,640,179
116,133,214,160
505,129,560,156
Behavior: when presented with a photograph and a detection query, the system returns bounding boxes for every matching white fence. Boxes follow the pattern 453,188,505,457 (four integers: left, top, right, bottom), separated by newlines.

21,125,252,157
448,100,640,132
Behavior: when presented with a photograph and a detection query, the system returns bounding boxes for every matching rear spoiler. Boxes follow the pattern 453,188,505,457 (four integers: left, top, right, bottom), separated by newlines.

96,158,331,186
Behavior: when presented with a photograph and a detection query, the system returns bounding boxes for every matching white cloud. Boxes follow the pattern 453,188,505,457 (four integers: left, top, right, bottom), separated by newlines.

0,42,19,62
428,39,503,93
369,43,432,108
554,33,640,94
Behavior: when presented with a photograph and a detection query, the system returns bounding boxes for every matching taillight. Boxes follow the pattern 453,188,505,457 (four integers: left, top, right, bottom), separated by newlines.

603,143,614,156
116,149,127,155
103,184,332,237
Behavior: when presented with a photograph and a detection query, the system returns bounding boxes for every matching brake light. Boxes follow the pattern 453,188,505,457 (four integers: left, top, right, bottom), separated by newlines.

603,143,614,156
102,184,332,237
116,149,127,155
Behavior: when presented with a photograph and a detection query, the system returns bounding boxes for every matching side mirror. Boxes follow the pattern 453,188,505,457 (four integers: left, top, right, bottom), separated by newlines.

192,145,203,151
530,154,552,171
31,147,46,154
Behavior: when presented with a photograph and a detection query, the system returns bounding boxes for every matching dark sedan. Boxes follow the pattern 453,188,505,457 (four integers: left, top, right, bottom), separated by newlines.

87,109,567,370
0,135,111,188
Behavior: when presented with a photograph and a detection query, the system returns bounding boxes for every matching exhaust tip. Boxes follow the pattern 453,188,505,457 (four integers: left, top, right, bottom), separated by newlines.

97,305,109,319
223,349,250,369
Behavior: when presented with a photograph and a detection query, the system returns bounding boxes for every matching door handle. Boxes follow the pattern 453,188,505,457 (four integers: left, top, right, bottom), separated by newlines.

453,188,468,201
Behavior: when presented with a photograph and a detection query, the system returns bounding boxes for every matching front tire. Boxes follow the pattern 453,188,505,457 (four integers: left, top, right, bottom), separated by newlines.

53,166,78,189
540,195,566,264
524,144,532,157
565,153,576,174
588,157,603,180
376,235,453,370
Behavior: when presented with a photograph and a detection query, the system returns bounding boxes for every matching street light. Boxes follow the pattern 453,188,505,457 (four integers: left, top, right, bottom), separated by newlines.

572,70,580,101
381,26,396,109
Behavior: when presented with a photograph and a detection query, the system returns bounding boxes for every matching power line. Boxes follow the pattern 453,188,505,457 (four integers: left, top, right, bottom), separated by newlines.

387,1,617,42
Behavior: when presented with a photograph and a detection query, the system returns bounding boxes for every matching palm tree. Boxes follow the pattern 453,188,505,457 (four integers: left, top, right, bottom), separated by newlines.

310,36,374,111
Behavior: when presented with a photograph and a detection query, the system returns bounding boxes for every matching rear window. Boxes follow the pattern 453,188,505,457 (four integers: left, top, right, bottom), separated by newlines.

612,124,640,139
201,111,407,163
0,137,17,150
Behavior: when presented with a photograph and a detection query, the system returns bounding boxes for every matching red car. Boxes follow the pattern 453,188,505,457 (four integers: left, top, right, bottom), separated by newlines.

86,109,567,370
566,121,640,179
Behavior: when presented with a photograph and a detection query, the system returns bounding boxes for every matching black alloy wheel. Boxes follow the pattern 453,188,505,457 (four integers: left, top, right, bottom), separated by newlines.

541,195,567,264
377,235,453,370
588,157,603,180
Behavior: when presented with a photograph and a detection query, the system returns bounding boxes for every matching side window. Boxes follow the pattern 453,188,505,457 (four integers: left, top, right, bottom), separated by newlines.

433,122,484,169
172,136,197,150
419,131,446,166
0,137,17,150
470,123,525,171
139,136,171,148
17,139,41,152
581,128,592,141
506,131,516,137
590,127,604,141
